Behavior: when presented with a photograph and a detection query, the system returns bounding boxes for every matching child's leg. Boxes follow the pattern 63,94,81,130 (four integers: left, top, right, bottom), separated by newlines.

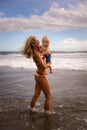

49,65,53,73
47,62,53,73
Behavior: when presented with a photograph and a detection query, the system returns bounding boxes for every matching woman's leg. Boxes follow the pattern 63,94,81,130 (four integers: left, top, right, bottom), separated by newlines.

31,75,41,108
37,76,51,111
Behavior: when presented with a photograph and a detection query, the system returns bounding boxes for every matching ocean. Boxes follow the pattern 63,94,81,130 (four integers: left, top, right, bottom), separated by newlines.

0,52,87,71
0,52,87,130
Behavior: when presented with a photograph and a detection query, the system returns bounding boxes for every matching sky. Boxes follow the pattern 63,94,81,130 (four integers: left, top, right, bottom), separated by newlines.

0,0,87,52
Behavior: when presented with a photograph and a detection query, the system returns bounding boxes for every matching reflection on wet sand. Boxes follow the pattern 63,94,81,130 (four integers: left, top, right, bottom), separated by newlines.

0,98,87,130
0,67,87,130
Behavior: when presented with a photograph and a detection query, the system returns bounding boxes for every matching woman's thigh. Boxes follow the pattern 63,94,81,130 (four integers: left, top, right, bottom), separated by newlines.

37,76,51,97
34,75,41,96
34,82,41,96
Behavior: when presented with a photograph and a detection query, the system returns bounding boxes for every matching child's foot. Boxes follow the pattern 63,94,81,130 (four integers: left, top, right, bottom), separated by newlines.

50,70,53,73
50,69,53,73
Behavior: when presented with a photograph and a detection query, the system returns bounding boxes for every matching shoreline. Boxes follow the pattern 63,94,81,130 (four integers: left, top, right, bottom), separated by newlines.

0,65,87,72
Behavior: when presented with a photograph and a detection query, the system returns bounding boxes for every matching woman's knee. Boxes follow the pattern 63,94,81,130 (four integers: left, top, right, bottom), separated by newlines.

45,93,51,100
34,92,40,99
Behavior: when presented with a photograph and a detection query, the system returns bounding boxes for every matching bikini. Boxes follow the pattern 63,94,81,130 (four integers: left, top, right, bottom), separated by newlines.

36,71,47,76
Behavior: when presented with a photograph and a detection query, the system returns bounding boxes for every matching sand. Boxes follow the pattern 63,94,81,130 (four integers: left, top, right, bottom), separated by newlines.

0,66,87,130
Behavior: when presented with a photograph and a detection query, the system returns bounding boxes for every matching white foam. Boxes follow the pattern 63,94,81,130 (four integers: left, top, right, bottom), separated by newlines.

0,53,87,71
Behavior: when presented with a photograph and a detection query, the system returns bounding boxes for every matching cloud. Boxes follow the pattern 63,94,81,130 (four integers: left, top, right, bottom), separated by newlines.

0,2,87,32
33,8,39,13
51,38,87,51
0,12,5,17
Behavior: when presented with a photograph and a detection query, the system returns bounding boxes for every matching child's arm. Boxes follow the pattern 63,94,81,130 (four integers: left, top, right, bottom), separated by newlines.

43,47,51,56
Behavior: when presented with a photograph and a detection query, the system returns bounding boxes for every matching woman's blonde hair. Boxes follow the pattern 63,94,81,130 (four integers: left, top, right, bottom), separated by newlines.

22,36,36,58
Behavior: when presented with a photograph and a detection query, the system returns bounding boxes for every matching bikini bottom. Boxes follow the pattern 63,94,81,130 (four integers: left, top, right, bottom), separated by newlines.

35,71,47,78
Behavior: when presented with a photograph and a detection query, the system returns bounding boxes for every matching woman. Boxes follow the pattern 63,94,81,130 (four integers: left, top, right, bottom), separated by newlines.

22,36,51,114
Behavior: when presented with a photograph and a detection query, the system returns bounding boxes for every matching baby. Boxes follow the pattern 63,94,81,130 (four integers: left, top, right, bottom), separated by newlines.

40,36,53,73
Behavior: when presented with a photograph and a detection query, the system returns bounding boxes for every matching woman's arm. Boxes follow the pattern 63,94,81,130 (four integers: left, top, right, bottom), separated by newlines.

33,51,49,69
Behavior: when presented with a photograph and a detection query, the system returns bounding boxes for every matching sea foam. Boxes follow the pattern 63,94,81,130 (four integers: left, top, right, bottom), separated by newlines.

0,52,87,71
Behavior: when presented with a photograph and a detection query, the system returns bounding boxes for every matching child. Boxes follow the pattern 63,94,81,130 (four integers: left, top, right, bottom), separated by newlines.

40,36,53,73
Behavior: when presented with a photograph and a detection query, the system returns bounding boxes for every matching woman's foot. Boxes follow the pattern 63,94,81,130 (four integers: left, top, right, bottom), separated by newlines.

45,110,51,115
30,107,37,112
45,110,56,115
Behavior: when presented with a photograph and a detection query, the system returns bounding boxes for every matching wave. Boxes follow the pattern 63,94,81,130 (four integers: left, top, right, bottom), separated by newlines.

0,53,87,71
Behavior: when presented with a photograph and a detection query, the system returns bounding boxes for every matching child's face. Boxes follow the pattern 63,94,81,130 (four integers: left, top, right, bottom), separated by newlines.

43,39,49,47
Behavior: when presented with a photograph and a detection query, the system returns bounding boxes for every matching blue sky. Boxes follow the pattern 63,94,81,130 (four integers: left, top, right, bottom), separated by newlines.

0,0,87,51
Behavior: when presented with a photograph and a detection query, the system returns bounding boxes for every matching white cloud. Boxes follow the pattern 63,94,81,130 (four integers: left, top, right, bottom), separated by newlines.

33,8,39,13
51,38,87,51
0,12,5,17
0,2,87,31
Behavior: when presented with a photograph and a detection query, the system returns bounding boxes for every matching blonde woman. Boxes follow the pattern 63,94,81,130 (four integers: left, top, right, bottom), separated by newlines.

22,36,51,114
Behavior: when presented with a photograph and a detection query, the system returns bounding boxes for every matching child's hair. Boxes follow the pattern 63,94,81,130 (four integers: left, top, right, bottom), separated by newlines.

42,36,50,44
21,36,36,58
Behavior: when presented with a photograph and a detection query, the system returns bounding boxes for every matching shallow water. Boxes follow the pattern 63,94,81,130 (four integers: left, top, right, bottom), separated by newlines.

0,67,87,130
0,97,87,130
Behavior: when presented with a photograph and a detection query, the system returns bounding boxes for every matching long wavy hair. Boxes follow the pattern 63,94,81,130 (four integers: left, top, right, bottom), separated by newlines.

22,36,36,58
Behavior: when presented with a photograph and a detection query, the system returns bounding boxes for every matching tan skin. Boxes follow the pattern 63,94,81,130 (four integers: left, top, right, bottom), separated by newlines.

30,38,51,111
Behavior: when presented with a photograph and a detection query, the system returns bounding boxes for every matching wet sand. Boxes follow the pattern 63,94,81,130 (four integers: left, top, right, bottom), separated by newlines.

0,66,87,130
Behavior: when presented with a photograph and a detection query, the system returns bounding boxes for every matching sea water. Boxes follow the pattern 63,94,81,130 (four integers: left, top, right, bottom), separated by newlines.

0,52,87,130
0,52,87,71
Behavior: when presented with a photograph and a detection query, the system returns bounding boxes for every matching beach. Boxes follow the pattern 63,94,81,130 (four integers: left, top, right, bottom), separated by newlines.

0,66,87,130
